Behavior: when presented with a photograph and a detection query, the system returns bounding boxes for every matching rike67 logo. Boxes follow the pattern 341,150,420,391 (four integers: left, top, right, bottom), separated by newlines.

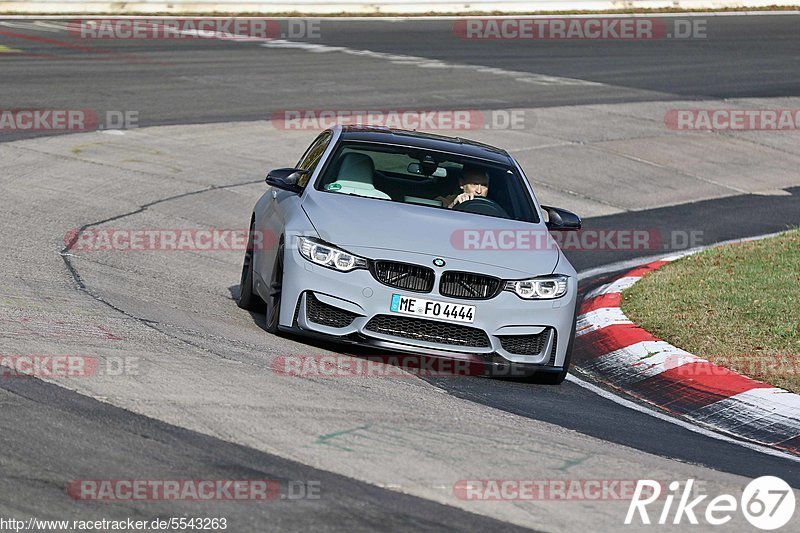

625,477,795,530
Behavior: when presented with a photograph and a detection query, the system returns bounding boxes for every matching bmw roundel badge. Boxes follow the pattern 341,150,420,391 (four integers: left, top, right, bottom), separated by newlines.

433,258,446,267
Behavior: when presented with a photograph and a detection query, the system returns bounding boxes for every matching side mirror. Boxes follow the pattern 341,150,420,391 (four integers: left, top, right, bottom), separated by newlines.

265,168,307,194
542,205,582,231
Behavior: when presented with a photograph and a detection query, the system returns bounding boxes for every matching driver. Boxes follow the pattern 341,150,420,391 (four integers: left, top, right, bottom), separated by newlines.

439,165,490,208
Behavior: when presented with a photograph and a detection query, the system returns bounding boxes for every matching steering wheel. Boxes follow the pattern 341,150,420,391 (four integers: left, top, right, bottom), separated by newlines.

452,197,510,218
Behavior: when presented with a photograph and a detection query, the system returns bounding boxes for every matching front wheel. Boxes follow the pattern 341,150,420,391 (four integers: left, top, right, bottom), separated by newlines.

265,242,284,334
237,225,266,313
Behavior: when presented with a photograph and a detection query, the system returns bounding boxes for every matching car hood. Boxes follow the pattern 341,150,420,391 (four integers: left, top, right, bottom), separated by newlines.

302,192,559,276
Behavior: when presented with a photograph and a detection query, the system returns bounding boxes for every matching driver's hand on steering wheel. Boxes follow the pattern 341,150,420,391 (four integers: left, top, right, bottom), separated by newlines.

448,192,476,208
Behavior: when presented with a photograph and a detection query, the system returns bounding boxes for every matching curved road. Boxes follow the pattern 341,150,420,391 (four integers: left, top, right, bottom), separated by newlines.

1,15,799,532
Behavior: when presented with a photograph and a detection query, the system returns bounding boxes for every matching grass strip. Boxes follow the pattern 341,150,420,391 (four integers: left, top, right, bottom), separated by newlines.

622,229,800,393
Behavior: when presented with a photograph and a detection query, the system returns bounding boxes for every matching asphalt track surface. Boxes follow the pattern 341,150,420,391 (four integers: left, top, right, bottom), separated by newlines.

2,15,799,140
1,14,800,532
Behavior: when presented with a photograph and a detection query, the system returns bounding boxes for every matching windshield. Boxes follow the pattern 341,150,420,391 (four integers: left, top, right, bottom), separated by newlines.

314,141,539,223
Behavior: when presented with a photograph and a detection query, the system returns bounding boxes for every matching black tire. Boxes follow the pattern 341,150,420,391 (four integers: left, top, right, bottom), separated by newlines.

237,224,266,314
265,242,284,335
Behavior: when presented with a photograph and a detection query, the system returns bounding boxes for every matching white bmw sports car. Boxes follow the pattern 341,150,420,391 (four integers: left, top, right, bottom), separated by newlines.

239,126,582,384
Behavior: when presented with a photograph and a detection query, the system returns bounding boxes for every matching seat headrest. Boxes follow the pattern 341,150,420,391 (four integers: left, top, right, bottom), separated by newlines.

336,153,375,185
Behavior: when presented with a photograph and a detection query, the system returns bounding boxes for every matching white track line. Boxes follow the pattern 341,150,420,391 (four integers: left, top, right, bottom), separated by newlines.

0,21,63,32
33,21,72,31
260,39,604,87
565,373,800,463
105,20,604,87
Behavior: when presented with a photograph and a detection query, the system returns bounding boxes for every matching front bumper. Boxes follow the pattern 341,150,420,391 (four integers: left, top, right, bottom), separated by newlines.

278,245,577,367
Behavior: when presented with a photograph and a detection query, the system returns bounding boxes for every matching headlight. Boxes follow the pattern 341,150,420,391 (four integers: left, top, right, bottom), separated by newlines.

505,275,569,299
297,236,368,272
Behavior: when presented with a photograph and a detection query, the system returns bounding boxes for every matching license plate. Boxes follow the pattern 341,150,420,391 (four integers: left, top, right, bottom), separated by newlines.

390,294,475,323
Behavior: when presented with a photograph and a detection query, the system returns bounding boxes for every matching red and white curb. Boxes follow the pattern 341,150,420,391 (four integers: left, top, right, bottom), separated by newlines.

576,255,800,456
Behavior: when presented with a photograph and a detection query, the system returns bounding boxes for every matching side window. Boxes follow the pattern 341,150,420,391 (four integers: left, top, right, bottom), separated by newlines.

295,131,332,188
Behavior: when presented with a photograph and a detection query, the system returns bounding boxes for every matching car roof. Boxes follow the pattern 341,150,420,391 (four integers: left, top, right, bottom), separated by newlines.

335,125,512,165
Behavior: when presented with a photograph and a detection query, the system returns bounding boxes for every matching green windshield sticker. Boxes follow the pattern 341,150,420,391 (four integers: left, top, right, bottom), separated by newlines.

326,183,342,191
